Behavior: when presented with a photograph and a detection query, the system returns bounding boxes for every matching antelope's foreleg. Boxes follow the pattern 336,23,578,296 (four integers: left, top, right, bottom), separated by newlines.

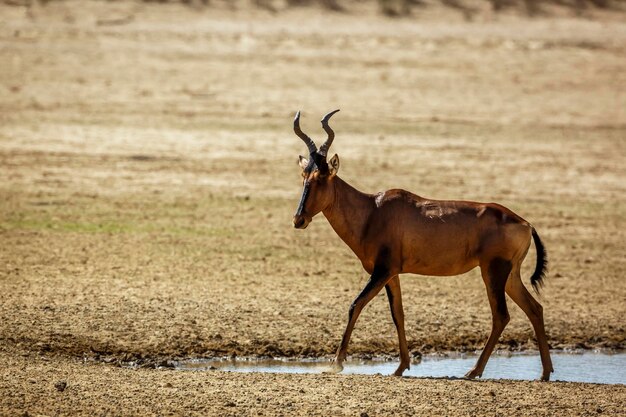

385,275,410,376
330,268,392,373
465,257,512,380
505,271,554,381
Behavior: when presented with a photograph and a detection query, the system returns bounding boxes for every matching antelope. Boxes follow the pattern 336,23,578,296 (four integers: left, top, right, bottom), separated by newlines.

292,110,554,381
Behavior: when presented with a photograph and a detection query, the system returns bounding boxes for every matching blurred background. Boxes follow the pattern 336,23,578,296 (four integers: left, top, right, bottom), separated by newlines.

0,0,624,363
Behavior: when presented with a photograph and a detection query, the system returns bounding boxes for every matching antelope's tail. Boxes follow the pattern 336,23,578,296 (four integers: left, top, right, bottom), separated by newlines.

530,227,548,294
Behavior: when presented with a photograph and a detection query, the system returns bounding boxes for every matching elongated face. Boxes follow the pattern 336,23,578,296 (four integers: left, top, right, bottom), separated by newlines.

293,153,339,229
291,109,341,229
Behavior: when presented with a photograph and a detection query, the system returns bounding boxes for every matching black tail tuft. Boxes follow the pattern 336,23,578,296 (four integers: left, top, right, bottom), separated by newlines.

530,228,548,294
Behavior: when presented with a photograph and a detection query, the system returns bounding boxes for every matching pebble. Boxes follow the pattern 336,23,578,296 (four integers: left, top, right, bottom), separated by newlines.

55,381,67,392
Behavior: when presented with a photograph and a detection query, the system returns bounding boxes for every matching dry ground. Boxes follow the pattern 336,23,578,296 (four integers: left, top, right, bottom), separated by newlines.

1,351,625,417
0,1,625,415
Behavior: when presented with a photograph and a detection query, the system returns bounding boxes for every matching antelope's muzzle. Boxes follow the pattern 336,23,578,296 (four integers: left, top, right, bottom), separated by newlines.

294,180,312,229
293,215,310,229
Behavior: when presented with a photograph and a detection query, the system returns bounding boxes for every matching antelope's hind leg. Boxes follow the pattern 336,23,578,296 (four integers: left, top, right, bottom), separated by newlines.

385,275,410,376
505,268,554,381
465,257,512,379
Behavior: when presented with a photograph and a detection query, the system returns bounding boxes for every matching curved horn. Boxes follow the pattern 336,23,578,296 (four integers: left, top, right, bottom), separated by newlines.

318,109,340,157
294,111,317,155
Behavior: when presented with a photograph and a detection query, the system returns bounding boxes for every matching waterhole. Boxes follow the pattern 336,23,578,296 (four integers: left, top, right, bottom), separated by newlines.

174,352,625,385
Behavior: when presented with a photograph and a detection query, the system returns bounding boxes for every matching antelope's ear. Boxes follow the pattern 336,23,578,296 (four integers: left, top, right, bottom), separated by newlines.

328,154,340,176
298,155,309,170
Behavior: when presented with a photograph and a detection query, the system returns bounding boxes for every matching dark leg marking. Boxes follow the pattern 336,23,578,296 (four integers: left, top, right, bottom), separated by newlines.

332,246,393,372
488,257,512,316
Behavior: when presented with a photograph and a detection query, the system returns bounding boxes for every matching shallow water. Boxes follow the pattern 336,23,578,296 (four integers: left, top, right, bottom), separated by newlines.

175,352,626,385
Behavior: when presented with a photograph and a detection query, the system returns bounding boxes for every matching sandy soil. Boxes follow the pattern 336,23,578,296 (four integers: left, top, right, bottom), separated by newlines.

1,350,625,417
0,1,625,415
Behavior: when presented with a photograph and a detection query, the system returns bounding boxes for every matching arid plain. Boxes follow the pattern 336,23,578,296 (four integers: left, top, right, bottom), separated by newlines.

0,1,625,415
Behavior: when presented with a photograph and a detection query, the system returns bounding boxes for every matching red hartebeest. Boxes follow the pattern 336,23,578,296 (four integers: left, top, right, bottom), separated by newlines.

292,110,553,381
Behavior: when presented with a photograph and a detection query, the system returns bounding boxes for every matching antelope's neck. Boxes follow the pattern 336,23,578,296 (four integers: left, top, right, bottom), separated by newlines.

322,176,375,260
